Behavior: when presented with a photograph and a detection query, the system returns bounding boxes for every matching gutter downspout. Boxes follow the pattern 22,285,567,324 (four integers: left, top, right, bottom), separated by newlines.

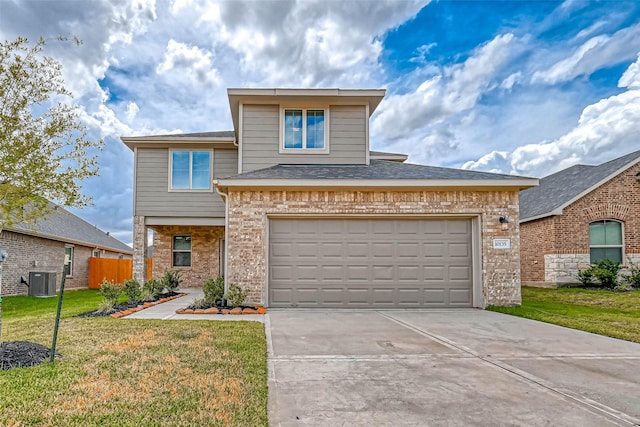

214,180,229,295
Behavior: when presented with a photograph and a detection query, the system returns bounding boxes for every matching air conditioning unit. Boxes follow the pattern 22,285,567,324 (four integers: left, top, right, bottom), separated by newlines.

28,272,57,297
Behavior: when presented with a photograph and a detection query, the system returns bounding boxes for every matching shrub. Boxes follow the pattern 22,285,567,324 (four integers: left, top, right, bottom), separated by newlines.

203,276,225,305
162,270,182,293
619,257,640,290
592,259,620,289
99,280,124,307
224,284,247,307
140,288,154,302
143,278,165,297
577,268,594,286
191,298,209,310
123,279,142,303
97,299,115,313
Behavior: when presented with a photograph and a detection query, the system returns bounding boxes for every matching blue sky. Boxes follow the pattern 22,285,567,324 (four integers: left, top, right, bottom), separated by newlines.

1,0,640,245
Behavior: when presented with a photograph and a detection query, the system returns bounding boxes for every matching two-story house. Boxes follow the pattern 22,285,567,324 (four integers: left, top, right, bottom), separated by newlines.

122,88,537,308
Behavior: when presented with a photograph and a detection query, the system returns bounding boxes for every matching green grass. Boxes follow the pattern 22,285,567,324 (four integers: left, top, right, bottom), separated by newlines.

489,286,640,343
0,290,268,426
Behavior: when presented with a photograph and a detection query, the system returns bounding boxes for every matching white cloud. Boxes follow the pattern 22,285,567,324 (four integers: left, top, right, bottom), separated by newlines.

532,23,640,85
156,39,221,85
465,55,640,177
126,102,140,123
500,72,522,90
372,33,516,141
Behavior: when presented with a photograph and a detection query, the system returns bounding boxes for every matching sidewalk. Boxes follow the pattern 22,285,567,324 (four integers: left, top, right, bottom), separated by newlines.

123,288,265,322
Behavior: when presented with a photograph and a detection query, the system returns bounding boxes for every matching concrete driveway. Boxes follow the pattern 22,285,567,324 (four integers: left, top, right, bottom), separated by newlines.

266,309,640,426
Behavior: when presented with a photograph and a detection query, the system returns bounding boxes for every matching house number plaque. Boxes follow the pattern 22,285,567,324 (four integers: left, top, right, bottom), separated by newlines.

493,239,511,249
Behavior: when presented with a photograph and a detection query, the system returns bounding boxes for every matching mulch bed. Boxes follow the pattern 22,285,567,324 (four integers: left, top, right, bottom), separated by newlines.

178,301,266,315
0,341,59,371
77,291,184,318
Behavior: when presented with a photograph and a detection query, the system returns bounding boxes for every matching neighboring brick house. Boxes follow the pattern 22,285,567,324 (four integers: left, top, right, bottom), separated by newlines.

520,149,640,286
122,88,537,308
0,204,132,296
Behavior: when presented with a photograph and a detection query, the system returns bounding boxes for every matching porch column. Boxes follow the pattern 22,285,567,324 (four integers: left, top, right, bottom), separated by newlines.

133,215,148,283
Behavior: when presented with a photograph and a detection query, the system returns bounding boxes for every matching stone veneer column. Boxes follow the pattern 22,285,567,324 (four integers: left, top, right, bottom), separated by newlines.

132,215,148,283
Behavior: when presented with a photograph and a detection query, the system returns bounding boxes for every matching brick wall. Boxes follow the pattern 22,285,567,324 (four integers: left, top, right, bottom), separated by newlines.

0,229,131,296
521,161,640,285
226,189,522,307
151,225,225,287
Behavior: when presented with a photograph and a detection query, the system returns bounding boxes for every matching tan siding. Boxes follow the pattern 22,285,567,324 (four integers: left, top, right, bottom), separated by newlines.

135,147,232,217
241,104,367,172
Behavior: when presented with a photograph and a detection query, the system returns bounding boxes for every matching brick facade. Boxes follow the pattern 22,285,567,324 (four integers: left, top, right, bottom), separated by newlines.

151,225,225,287
0,229,131,296
132,215,148,283
225,189,522,307
521,162,640,285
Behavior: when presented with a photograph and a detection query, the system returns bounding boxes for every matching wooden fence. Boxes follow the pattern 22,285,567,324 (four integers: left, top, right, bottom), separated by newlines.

88,258,153,289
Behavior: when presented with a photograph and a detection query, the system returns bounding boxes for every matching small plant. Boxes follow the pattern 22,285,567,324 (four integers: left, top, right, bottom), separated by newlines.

97,299,115,313
99,280,124,307
124,279,142,303
191,298,209,310
224,284,247,307
162,270,182,293
620,256,640,289
140,288,154,302
143,278,165,297
203,276,225,305
577,268,594,286
592,259,620,289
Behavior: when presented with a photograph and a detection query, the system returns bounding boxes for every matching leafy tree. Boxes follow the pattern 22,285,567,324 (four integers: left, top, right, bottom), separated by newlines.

0,36,103,341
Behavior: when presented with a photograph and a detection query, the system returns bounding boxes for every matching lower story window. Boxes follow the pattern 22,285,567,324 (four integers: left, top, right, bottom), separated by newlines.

173,235,192,267
64,246,74,276
589,220,623,263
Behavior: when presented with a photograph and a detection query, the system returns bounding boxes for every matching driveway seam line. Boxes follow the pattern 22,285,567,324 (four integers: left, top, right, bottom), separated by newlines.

378,311,640,427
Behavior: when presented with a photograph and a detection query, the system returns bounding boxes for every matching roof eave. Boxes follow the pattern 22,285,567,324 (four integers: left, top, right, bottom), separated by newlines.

4,226,133,254
215,178,539,191
121,136,236,151
519,208,563,224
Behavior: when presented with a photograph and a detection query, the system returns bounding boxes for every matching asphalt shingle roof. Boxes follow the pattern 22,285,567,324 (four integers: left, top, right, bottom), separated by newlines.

10,204,132,253
222,159,532,181
520,149,640,220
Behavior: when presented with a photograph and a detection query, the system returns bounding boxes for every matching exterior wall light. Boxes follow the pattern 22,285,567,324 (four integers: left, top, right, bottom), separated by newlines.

499,216,509,231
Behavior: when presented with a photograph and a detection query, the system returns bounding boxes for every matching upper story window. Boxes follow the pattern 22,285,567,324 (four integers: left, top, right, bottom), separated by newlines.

589,220,623,263
170,150,212,191
281,108,329,153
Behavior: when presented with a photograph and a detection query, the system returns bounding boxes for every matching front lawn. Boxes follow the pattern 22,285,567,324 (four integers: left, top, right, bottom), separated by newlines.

0,290,268,426
489,286,640,343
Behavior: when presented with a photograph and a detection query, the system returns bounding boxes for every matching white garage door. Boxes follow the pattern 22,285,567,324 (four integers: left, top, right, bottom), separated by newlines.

269,218,473,308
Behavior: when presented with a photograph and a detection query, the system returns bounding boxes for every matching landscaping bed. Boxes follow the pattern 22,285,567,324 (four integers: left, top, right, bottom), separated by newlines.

77,291,184,318
0,341,59,370
177,303,266,315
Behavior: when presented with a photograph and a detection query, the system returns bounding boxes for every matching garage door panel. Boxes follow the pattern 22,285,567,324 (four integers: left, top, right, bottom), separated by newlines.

269,218,473,308
449,289,472,304
346,242,368,257
424,242,445,258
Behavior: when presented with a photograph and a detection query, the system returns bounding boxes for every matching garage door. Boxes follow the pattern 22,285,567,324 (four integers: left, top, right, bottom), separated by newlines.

269,218,473,308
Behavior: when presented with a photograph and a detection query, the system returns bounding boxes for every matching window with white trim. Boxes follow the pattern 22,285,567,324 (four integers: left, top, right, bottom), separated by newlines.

589,220,623,263
172,235,192,267
281,108,328,152
170,150,212,190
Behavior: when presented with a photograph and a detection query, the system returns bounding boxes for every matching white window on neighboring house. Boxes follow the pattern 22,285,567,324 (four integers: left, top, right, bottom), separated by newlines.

64,246,74,276
169,150,212,191
172,235,192,267
93,250,100,258
281,108,329,153
589,220,623,263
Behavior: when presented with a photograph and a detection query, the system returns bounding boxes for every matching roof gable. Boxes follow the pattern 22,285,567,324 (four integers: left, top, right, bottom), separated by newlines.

520,149,640,222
